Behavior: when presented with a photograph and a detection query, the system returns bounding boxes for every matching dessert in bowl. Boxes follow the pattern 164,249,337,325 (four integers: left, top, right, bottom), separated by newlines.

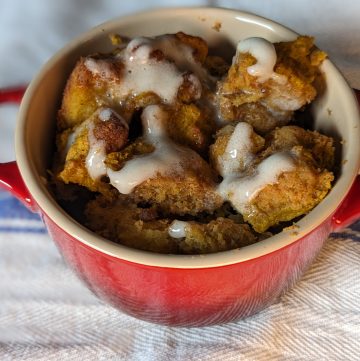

53,31,334,254
1,8,359,326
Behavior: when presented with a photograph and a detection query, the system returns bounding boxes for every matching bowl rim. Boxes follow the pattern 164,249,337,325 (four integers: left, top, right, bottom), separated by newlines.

15,6,360,269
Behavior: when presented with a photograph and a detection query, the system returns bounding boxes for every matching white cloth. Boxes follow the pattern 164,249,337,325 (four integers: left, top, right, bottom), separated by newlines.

0,1,359,360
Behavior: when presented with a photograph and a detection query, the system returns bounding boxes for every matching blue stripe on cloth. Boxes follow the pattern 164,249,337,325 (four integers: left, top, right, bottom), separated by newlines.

330,232,360,242
0,226,46,234
0,194,41,221
349,220,360,232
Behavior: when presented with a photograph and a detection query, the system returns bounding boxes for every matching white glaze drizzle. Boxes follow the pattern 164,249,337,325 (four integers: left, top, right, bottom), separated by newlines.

98,107,129,128
144,35,210,82
85,35,204,104
64,120,91,159
98,108,113,121
85,122,107,181
264,93,304,112
118,57,184,104
84,58,114,79
218,122,255,176
107,105,191,194
64,130,79,155
168,220,188,238
236,37,287,84
218,152,295,212
73,108,128,181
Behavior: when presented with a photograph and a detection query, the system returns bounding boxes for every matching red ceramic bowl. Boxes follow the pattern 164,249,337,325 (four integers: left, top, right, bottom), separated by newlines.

1,8,360,326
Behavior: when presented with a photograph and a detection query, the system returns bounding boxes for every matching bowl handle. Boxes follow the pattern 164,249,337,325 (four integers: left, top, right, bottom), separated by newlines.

332,175,360,231
0,85,27,104
0,161,38,212
0,85,38,212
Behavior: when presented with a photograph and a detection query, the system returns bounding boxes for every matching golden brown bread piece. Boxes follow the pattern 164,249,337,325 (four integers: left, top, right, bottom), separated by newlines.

217,36,327,134
174,32,208,64
209,122,265,176
262,125,335,170
105,139,155,171
274,36,327,84
85,195,177,253
167,103,216,155
58,33,211,130
58,56,124,130
178,218,258,254
131,169,223,216
215,123,334,232
93,115,129,153
236,147,334,233
120,140,223,215
56,108,128,198
228,102,291,135
58,103,223,216
85,195,257,254
57,124,109,195
105,104,223,215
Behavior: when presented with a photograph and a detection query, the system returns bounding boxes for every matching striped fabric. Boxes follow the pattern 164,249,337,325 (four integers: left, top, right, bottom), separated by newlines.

0,194,45,233
0,191,359,360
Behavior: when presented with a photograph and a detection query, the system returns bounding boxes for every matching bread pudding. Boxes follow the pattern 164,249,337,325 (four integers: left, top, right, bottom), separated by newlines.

51,32,334,254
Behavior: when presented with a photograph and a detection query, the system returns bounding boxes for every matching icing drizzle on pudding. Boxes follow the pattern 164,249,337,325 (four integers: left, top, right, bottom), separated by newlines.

215,122,295,213
82,105,194,192
236,37,287,84
82,107,295,221
85,121,107,181
84,58,116,79
168,220,188,238
85,108,128,181
106,105,199,194
126,35,209,81
85,35,205,104
65,108,128,181
218,122,255,176
218,152,295,212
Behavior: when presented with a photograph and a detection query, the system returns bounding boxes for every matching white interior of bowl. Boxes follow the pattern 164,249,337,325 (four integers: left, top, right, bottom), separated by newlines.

16,7,360,268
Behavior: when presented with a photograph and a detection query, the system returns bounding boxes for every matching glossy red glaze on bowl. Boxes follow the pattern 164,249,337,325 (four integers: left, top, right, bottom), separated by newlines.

1,8,359,326
47,215,329,326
